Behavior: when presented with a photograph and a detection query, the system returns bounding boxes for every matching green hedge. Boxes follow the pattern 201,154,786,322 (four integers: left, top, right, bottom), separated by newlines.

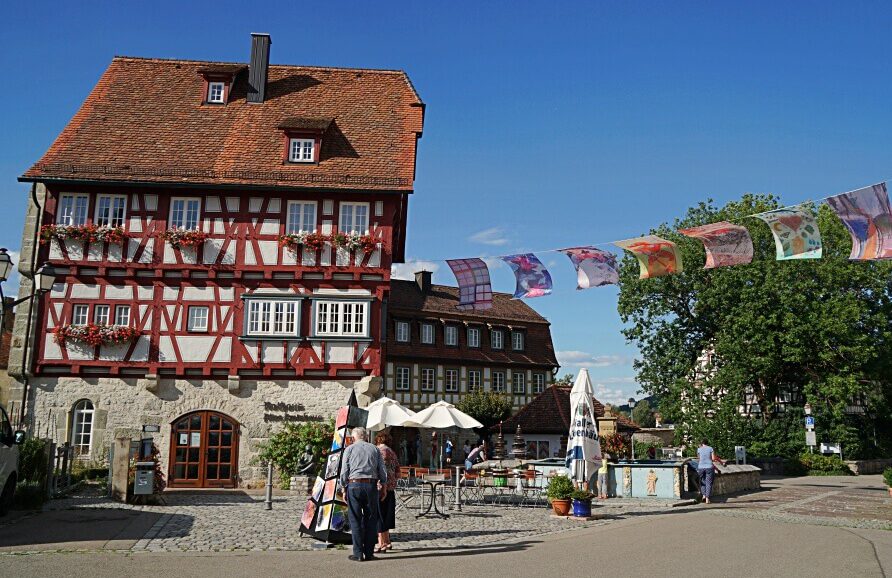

13,481,45,510
18,438,48,484
796,452,851,476
883,467,892,487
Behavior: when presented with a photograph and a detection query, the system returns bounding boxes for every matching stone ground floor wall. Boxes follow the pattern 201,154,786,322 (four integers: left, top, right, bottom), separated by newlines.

844,458,892,475
26,376,358,487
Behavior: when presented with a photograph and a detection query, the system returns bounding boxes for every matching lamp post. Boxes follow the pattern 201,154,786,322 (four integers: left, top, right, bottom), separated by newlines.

628,398,636,460
0,248,58,425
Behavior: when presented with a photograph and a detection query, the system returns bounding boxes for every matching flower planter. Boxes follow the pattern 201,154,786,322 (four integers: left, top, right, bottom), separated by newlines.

572,498,592,517
551,498,572,516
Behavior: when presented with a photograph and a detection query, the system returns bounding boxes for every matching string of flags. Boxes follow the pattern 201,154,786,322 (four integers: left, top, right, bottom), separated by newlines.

444,182,892,310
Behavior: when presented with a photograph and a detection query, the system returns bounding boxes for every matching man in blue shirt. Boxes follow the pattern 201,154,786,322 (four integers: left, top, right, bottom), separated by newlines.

340,427,388,561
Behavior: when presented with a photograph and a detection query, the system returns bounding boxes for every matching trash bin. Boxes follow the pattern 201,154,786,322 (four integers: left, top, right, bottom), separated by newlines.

134,461,155,495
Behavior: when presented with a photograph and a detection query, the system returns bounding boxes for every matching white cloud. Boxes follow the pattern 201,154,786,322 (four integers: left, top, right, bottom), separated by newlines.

469,227,510,246
391,259,441,281
593,384,635,406
556,350,632,368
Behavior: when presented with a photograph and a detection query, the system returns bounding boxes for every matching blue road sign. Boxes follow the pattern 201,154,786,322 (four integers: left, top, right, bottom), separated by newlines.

805,416,815,427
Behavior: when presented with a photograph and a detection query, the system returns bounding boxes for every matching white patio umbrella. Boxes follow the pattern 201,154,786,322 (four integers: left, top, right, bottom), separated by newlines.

565,369,602,488
403,401,483,429
364,396,417,432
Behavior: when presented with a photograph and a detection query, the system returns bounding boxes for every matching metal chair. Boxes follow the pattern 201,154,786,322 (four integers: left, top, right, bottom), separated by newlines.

520,469,545,507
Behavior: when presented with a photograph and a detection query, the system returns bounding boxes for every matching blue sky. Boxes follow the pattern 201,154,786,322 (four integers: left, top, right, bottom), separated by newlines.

2,2,891,404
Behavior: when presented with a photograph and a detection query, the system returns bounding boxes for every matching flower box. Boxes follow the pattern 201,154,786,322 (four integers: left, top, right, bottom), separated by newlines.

40,224,127,246
331,232,376,255
278,232,329,253
159,229,208,249
53,324,140,347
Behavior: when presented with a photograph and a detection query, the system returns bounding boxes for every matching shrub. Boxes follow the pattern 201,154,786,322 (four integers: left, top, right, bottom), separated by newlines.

600,432,630,459
883,467,892,488
797,452,851,476
633,440,663,460
545,474,574,501
18,438,48,484
257,421,334,488
13,481,45,510
570,489,594,502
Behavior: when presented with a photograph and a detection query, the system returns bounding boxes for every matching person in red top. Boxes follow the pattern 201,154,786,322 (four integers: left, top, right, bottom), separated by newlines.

375,432,400,553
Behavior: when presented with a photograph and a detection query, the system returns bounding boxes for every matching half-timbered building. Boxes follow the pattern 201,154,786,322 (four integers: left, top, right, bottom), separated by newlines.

9,34,424,486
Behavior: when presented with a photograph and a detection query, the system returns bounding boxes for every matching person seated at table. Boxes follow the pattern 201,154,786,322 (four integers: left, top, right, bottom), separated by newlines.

465,442,486,471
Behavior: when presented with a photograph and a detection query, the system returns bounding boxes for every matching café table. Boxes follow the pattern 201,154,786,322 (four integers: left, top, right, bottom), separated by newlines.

416,474,450,519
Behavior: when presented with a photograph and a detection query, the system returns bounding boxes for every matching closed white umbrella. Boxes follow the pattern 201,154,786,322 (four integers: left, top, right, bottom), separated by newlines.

403,401,483,429
364,396,417,432
565,369,602,487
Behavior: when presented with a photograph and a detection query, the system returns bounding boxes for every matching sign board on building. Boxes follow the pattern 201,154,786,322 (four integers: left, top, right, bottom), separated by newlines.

805,431,816,447
142,424,160,433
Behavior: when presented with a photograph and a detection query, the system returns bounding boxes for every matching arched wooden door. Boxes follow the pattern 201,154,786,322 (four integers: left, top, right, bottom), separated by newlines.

169,411,240,488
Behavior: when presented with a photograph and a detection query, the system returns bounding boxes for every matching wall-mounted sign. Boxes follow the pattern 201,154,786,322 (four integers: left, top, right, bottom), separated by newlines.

142,424,161,433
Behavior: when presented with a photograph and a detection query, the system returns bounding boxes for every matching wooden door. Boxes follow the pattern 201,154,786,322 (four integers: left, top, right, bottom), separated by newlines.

169,411,239,488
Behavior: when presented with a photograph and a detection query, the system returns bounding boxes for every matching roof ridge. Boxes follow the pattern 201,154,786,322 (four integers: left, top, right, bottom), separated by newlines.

112,55,411,75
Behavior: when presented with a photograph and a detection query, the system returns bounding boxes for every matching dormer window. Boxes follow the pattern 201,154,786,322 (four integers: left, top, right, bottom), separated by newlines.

207,82,225,104
289,138,315,163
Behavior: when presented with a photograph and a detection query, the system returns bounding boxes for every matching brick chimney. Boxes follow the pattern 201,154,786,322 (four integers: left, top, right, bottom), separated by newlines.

415,270,432,293
247,33,271,104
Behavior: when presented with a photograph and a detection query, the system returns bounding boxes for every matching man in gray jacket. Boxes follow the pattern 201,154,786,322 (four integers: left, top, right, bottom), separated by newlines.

340,426,387,561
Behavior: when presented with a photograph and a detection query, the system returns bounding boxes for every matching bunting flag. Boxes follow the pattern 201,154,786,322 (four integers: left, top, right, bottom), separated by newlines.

678,222,753,269
826,182,892,260
559,246,619,289
614,235,682,279
754,208,822,260
500,253,553,298
446,258,493,310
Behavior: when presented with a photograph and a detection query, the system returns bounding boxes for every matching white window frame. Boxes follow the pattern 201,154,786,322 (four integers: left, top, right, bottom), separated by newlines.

57,193,89,226
513,372,526,395
289,138,315,163
491,330,504,350
512,331,524,351
467,327,481,348
244,299,301,337
395,366,411,391
94,194,128,228
72,304,89,326
169,197,202,230
71,400,94,457
492,371,506,393
114,305,131,326
468,370,481,392
533,373,546,394
207,81,225,103
445,369,459,392
286,201,317,234
445,325,458,346
421,323,434,345
395,321,410,343
93,304,110,325
187,306,210,332
420,367,436,392
338,202,369,235
313,300,370,338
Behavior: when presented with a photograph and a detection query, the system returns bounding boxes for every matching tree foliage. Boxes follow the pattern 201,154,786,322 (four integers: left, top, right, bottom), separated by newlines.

456,390,513,431
617,194,892,458
257,421,334,486
631,399,656,427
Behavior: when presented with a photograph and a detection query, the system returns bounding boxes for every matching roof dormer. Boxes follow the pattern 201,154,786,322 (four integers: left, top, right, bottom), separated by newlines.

197,64,245,105
278,117,333,164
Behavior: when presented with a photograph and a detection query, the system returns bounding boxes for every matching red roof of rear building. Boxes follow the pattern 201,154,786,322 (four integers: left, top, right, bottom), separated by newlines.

496,385,640,434
21,57,424,191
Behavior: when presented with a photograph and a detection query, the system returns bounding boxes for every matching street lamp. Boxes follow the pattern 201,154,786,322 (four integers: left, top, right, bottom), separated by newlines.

0,248,57,332
627,398,637,460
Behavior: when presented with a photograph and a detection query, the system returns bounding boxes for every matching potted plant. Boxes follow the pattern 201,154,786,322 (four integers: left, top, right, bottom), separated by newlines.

570,488,594,517
545,474,574,516
884,467,892,497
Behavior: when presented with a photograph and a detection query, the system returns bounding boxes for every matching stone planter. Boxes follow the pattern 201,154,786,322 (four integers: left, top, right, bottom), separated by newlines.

551,498,572,516
572,499,592,517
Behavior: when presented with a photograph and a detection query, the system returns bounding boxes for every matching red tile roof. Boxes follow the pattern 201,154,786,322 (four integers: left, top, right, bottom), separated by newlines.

495,385,640,434
22,57,424,191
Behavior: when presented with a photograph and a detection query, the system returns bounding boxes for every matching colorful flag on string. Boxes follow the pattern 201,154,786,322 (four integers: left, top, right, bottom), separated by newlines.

559,247,619,289
754,207,822,260
446,258,493,310
500,253,553,298
826,182,892,260
678,222,753,269
614,235,682,279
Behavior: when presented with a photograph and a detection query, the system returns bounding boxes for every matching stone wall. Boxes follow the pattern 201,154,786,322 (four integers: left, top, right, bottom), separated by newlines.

845,458,892,475
28,375,357,486
712,463,761,495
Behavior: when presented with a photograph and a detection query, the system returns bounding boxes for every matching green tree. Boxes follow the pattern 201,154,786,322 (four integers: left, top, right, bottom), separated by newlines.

631,399,656,428
257,421,334,487
553,373,574,386
456,390,513,431
617,195,892,458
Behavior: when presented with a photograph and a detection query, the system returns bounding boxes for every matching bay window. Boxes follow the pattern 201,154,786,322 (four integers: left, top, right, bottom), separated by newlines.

244,299,300,337
313,300,370,338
